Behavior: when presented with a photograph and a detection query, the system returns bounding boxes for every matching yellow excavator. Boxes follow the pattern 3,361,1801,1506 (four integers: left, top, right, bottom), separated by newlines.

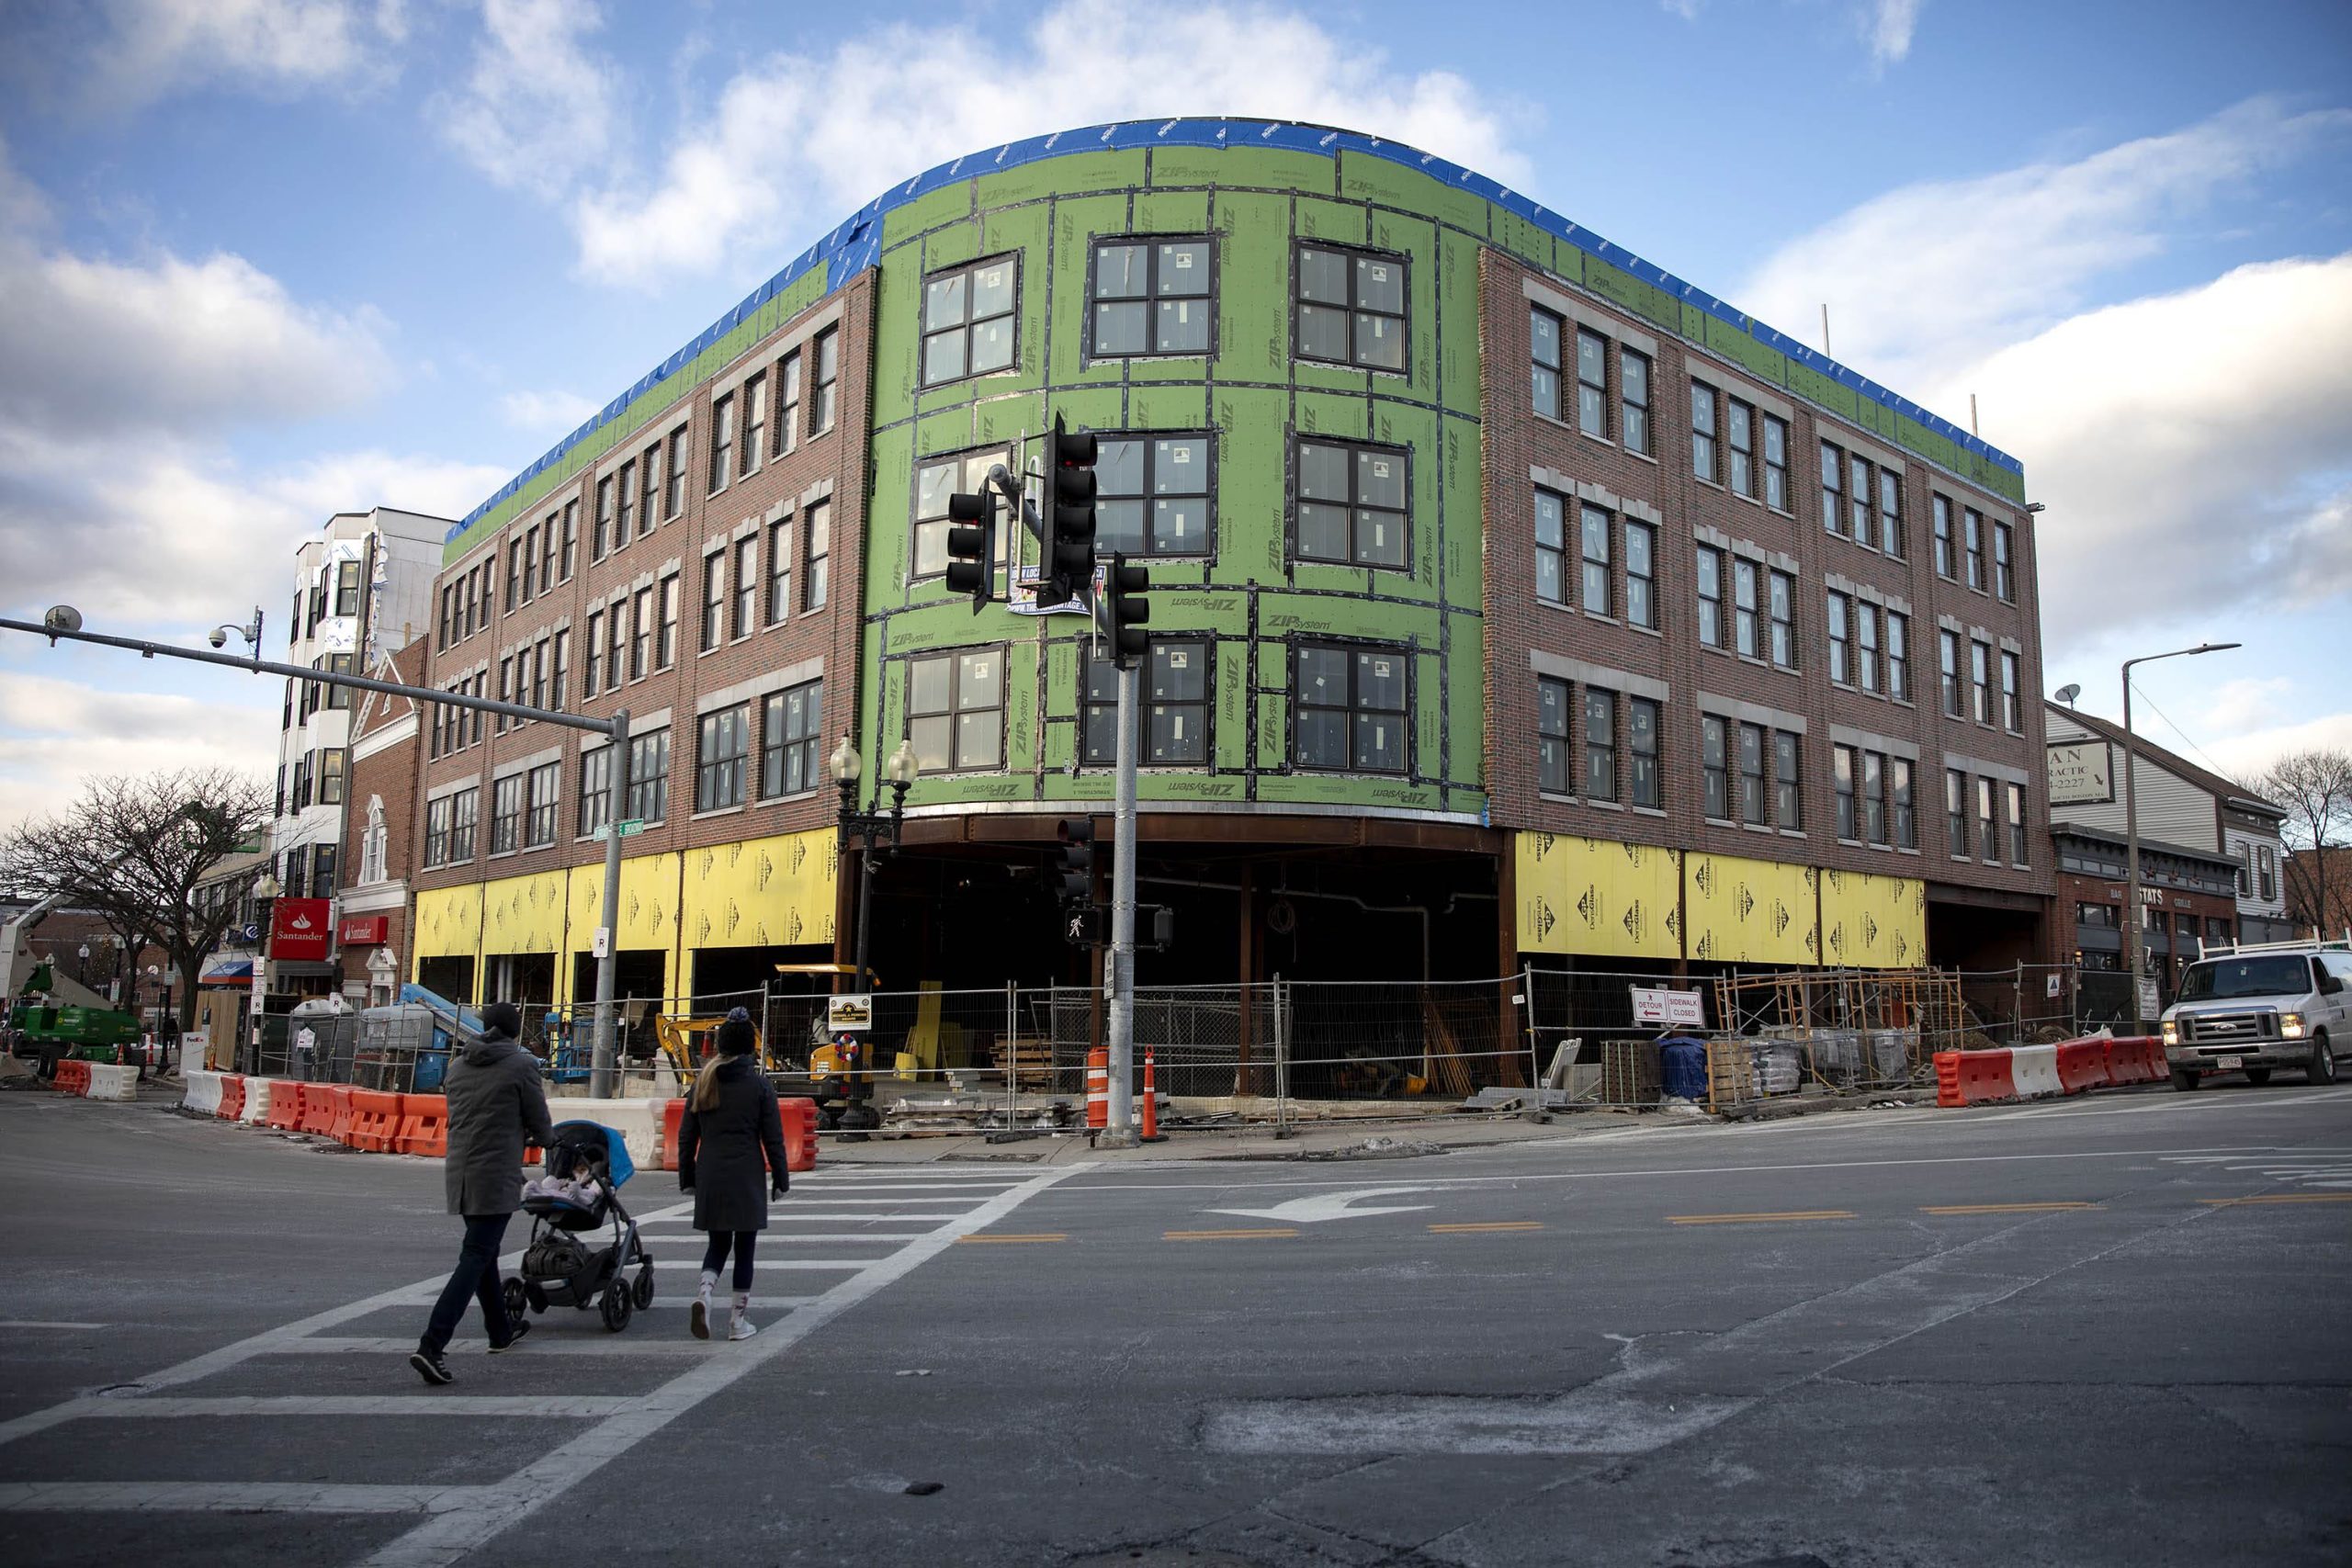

653,964,884,1132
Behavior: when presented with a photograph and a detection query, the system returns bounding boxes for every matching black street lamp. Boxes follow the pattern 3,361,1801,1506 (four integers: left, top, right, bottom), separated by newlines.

830,735,921,990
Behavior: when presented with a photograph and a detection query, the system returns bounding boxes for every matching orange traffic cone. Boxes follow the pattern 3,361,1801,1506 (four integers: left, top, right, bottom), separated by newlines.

1085,1046,1109,1130
1140,1049,1165,1142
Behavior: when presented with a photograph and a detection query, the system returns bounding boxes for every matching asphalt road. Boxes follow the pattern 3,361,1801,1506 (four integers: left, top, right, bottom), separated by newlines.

2,1080,2348,1567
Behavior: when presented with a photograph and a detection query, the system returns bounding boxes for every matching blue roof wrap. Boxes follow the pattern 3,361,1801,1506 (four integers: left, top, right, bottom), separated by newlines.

450,117,2023,544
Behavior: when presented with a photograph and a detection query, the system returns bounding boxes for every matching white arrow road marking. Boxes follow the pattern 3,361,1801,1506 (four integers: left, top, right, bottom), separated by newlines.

1207,1186,1438,1224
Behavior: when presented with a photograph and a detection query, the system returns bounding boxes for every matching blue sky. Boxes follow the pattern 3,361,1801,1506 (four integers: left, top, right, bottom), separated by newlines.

2,0,2348,822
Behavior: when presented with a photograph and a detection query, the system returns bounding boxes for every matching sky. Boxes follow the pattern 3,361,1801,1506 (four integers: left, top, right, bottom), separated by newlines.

1,0,2347,826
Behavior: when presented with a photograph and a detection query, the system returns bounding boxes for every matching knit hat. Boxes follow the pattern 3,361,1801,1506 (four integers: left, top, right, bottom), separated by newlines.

480,1001,523,1041
714,1007,757,1056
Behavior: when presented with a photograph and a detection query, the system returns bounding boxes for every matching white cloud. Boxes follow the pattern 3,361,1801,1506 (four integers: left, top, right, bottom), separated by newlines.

1860,0,1924,66
2201,712,2352,785
571,0,1532,288
1736,97,2352,389
0,671,278,829
499,387,600,434
435,0,616,199
1658,0,1703,18
75,0,402,107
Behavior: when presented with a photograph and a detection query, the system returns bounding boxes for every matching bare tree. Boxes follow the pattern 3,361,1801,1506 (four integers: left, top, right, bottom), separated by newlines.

2256,749,2352,937
3,769,270,1029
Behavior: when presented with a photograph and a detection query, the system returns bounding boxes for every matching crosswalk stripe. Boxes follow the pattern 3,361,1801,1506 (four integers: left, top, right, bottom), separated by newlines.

76,1395,638,1419
0,1482,483,1513
268,1337,716,1358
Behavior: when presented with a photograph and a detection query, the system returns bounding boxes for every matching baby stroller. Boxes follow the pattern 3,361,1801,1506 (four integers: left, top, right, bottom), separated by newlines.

503,1121,655,1332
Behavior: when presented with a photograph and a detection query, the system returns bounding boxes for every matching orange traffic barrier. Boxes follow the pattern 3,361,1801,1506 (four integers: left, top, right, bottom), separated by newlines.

2120,1036,2165,1083
1140,1050,1163,1142
346,1089,400,1151
266,1079,304,1131
299,1083,335,1137
1934,1049,2018,1108
1086,1046,1109,1130
2054,1041,2109,1095
54,1060,90,1095
217,1075,245,1121
779,1096,819,1172
327,1085,355,1145
394,1093,448,1157
659,1099,686,1171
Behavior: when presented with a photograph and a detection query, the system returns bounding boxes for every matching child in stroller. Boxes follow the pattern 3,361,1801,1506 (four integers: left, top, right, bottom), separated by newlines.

503,1122,655,1332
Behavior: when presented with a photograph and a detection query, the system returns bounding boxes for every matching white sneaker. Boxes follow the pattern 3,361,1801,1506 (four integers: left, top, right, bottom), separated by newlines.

690,1270,716,1340
729,1292,757,1340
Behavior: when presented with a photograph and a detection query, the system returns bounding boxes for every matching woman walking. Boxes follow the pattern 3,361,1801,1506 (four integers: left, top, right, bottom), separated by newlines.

677,1008,789,1340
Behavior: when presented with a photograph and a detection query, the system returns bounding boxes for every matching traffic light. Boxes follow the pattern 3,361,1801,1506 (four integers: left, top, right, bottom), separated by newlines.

1055,817,1095,907
1040,413,1097,605
1105,553,1150,666
944,485,995,613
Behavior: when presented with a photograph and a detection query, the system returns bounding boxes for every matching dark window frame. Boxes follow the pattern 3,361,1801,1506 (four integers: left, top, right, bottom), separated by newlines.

921,254,1022,388
695,705,750,814
1292,241,1410,373
1292,639,1411,776
760,679,824,800
1095,431,1216,558
1085,639,1211,767
1291,434,1410,570
907,645,1009,775
1087,234,1216,361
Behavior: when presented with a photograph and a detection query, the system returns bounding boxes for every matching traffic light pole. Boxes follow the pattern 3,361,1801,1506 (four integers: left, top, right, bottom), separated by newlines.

1100,658,1141,1148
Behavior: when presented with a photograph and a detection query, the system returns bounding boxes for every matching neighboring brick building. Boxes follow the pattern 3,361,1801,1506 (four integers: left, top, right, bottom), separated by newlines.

338,637,427,1004
401,118,2054,1013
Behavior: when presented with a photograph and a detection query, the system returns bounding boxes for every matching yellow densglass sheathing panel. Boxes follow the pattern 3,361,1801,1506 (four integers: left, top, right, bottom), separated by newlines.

1819,869,1927,969
680,828,839,952
565,852,684,992
1684,852,1819,966
1514,832,1682,960
479,870,571,956
413,886,483,961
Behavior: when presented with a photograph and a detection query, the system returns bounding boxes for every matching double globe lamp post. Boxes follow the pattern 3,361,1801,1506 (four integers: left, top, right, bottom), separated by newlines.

829,737,920,993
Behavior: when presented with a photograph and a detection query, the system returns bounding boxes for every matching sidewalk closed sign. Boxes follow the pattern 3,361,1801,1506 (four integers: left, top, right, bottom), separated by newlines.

1630,986,1706,1028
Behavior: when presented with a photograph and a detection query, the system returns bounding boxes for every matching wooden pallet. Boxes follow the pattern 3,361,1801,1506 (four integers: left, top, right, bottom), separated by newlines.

989,1037,1059,1089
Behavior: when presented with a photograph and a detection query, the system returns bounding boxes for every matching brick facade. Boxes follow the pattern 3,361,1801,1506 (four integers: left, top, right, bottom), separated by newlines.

339,636,425,1001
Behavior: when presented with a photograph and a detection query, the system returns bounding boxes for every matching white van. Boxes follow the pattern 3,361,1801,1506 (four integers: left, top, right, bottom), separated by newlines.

2160,940,2349,1090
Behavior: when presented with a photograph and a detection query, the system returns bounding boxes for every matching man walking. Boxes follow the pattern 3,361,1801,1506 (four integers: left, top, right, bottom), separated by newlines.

411,1001,554,1385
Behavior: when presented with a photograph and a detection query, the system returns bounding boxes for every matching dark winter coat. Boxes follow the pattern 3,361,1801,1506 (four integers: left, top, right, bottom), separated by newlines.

677,1056,788,1233
441,1032,556,1217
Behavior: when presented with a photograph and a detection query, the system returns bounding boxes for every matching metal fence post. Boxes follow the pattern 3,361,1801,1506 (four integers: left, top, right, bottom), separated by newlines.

1272,974,1292,1139
1521,965,1546,1120
1005,979,1018,1131
2012,961,2024,1044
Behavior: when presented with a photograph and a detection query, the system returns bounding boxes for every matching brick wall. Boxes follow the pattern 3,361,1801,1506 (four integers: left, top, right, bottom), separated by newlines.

339,636,424,997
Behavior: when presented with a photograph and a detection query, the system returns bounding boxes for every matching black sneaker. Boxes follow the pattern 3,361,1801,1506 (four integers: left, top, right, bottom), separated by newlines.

410,1346,454,1385
488,1319,531,1354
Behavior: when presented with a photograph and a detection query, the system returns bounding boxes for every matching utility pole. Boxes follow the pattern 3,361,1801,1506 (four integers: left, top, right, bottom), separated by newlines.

1101,657,1139,1147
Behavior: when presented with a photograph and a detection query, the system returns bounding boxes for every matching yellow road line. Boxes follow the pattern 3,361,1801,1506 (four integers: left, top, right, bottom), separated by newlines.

1920,1202,2100,1215
1428,1222,1545,1234
1668,1210,1857,1225
956,1233,1068,1244
2199,1194,2352,1206
1164,1227,1299,1241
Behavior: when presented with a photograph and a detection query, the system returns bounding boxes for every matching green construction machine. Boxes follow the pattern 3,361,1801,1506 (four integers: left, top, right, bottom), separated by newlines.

5,896,146,1076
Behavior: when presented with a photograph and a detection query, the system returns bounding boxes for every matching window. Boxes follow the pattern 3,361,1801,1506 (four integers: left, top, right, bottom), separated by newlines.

1295,243,1407,371
1849,453,1873,545
324,652,355,710
1856,601,1881,694
1821,440,1843,536
548,631,569,710
1933,496,1955,579
696,706,750,813
1085,641,1209,764
765,519,791,626
915,448,1011,579
656,574,680,670
505,538,522,611
700,548,725,653
1994,521,2016,603
1947,769,1968,855
1862,750,1887,845
726,539,753,644
1887,613,1910,703
577,747,611,837
1535,490,1569,608
802,500,830,612
773,350,801,457
1762,414,1789,510
922,255,1018,385
1827,591,1850,684
424,795,452,867
2259,844,2277,900
560,502,577,581
1294,643,1408,774
1625,520,1657,629
1775,731,1803,830
1769,570,1796,670
2078,901,2119,930
319,748,345,806
583,610,602,697
639,444,659,537
2007,781,2029,864
521,528,540,601
1737,722,1767,826
1963,507,1986,591
537,517,556,594
629,587,651,680
1971,639,1991,724
490,773,525,854
2000,649,2021,731
1734,559,1759,659
1977,777,2000,863
1628,696,1661,808
1939,629,1962,717
438,584,455,649
1584,687,1617,802
530,637,548,712
1726,398,1755,497
1834,745,1858,840
628,729,670,824
334,560,362,616
525,762,560,849
494,656,513,732
2236,848,2253,897
1539,677,1572,795
1696,546,1723,647
760,680,823,799
1530,307,1562,421
910,648,1006,773
1579,503,1611,615
809,327,839,435
1702,716,1729,820
1878,469,1903,558
1295,437,1408,568
665,427,688,519
1621,349,1651,456
291,754,311,811
469,672,485,747
739,371,765,479
1096,434,1212,556
707,392,735,493
615,461,634,544
1576,329,1608,437
1690,383,1718,482
1893,758,1917,849
1091,237,1213,356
